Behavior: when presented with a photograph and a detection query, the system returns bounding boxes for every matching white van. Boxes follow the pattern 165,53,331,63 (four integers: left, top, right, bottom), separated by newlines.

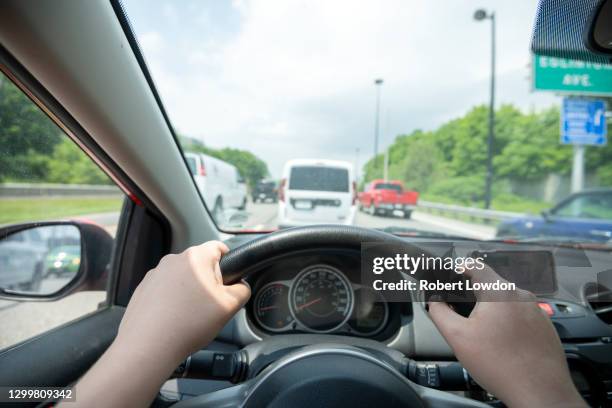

278,159,356,228
184,152,247,220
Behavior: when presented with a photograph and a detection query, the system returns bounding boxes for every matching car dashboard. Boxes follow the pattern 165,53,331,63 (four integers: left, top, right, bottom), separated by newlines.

245,250,409,341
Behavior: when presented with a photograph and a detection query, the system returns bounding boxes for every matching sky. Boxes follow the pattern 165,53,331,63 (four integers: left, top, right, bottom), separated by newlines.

122,0,559,178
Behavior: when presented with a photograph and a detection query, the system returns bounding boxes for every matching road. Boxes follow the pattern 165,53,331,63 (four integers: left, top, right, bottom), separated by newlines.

242,201,494,239
0,202,494,349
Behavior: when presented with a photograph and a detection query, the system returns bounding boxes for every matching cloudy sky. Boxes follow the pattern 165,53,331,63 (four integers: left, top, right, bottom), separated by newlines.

123,0,558,178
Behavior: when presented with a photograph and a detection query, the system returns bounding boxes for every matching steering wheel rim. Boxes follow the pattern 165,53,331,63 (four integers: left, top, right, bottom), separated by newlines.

220,224,409,284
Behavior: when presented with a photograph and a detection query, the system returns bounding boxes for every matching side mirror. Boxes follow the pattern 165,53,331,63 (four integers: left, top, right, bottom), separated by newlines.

0,221,113,301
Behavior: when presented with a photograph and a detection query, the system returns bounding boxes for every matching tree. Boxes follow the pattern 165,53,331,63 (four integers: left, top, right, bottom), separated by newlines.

45,139,111,184
0,75,62,181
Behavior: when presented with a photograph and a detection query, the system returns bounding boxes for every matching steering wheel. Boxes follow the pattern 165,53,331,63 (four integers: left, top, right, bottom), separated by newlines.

173,225,489,408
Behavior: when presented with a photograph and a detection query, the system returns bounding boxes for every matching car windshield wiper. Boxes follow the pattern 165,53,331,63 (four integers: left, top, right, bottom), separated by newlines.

377,226,471,240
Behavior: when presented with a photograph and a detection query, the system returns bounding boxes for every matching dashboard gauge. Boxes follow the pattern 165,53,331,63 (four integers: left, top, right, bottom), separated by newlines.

290,265,353,333
253,283,293,332
348,288,389,336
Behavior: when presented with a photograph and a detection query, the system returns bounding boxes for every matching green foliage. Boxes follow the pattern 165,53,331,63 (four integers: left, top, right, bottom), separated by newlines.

0,76,62,181
362,101,612,209
46,139,111,184
0,75,110,184
427,176,486,204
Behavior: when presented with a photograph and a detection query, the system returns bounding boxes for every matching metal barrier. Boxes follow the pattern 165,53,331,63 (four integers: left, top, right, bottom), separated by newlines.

417,200,525,223
0,183,121,198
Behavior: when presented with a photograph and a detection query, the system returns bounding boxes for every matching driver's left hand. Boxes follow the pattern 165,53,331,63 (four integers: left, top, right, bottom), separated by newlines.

118,240,251,363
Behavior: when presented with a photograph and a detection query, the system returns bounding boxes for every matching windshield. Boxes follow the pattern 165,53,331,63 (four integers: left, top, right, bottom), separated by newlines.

375,183,402,192
553,192,612,220
123,1,612,241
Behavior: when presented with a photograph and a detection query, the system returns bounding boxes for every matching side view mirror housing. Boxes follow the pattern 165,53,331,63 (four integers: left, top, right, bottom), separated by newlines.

0,221,113,301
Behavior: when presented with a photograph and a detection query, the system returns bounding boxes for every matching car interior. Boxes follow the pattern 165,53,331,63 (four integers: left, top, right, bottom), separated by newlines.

0,0,611,407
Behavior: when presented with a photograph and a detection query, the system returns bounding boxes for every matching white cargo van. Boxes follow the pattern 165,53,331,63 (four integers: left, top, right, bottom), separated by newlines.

184,152,247,220
278,159,356,228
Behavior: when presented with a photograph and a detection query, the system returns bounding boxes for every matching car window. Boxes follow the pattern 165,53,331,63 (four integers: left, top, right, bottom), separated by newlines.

0,71,125,350
553,193,612,219
374,183,402,192
289,166,349,192
185,156,197,175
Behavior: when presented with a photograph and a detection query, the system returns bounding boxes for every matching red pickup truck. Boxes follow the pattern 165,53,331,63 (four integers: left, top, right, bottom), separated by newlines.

358,179,419,218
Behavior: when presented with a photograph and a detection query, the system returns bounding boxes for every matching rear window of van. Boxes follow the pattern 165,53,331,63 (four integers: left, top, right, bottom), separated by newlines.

289,166,349,192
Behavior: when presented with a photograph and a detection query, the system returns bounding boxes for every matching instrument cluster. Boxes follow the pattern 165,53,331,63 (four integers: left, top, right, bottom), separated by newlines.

247,253,400,339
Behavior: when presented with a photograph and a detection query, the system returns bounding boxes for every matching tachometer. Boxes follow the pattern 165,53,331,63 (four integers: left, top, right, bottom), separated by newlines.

290,265,353,333
254,283,292,332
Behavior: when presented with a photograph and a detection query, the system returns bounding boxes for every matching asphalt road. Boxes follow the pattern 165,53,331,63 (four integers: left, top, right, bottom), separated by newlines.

241,200,494,239
0,202,494,350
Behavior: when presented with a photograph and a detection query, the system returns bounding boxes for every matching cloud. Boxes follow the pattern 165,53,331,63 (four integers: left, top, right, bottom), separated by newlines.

124,0,559,177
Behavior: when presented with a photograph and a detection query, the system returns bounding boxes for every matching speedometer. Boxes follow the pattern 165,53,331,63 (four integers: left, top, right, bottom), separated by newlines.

290,265,353,333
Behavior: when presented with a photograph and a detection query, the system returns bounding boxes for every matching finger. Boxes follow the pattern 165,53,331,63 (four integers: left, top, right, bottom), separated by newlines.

213,260,223,285
428,301,468,341
224,281,251,309
192,241,229,267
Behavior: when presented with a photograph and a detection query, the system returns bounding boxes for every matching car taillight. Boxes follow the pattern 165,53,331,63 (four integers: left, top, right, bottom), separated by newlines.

279,178,286,202
352,181,357,205
198,163,206,176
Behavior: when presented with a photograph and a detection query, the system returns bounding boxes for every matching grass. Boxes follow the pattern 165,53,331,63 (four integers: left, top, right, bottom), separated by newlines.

0,196,124,225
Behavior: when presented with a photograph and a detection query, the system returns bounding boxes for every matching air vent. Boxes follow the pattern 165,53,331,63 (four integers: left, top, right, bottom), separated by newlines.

584,283,612,324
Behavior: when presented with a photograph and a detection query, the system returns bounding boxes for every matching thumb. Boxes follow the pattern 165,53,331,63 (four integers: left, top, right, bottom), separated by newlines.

428,301,467,341
224,280,251,310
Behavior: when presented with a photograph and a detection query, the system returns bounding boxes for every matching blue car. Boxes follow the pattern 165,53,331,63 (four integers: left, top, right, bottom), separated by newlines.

497,189,612,242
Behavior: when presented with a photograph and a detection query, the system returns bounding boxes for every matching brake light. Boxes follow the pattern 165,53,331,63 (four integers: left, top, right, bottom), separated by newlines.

352,181,357,205
198,163,206,176
279,178,286,202
538,302,554,317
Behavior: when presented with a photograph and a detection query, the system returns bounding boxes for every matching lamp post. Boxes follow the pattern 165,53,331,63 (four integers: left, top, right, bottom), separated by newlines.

374,79,384,167
474,9,496,209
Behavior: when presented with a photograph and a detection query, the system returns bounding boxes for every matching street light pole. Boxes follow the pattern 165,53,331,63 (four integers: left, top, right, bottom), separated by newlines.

474,9,496,209
374,79,384,167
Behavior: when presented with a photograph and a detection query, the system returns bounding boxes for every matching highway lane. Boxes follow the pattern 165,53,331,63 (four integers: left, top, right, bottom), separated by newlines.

240,201,493,238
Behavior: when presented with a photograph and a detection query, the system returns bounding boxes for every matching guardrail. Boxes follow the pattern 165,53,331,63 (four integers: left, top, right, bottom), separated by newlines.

0,183,122,198
417,200,525,223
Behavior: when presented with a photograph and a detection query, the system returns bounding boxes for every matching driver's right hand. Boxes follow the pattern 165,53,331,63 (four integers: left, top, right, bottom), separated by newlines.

428,265,586,408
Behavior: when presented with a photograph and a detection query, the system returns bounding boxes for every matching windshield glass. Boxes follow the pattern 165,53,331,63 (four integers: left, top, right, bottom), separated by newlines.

123,1,612,241
553,192,612,220
289,166,349,192
375,183,402,192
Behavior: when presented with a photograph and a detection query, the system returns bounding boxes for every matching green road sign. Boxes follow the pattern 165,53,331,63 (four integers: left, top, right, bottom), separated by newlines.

533,55,612,96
